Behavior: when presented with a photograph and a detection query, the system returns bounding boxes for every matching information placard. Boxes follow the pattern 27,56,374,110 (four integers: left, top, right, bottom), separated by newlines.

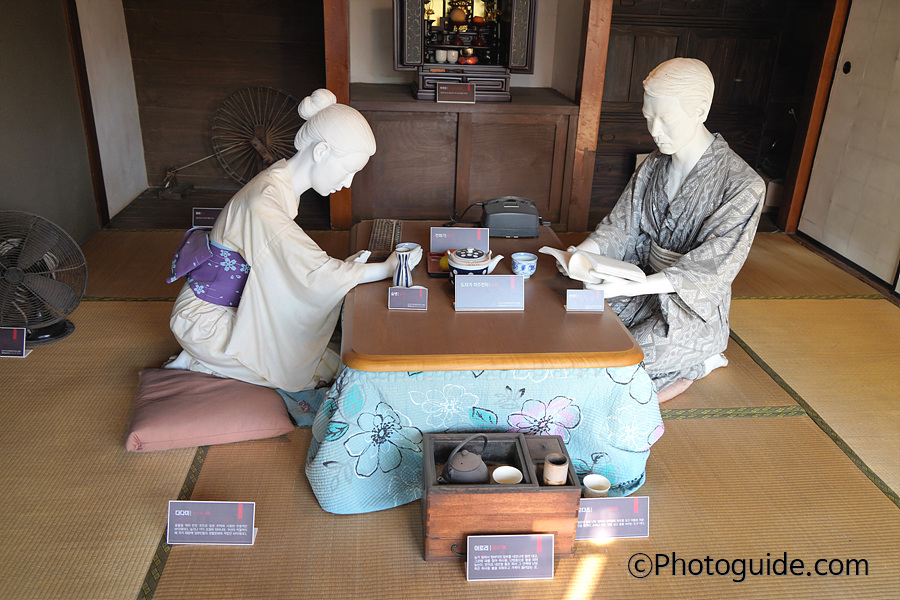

167,500,256,545
388,286,428,310
576,496,649,540
466,534,554,581
192,207,223,229
430,227,489,253
566,289,605,311
454,275,524,311
436,82,476,104
0,327,30,358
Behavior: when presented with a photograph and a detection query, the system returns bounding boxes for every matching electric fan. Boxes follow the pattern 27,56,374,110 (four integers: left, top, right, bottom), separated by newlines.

0,211,87,345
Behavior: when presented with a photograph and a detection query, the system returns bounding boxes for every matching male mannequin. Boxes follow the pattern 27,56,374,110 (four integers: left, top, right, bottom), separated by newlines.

568,58,765,400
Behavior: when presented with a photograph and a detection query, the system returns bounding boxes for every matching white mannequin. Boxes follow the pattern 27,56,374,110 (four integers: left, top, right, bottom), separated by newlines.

211,89,421,282
556,60,765,399
572,59,716,298
281,89,421,279
168,89,421,392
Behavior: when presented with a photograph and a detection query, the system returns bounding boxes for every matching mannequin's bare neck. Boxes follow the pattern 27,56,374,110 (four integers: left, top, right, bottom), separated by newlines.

286,149,312,201
666,127,715,200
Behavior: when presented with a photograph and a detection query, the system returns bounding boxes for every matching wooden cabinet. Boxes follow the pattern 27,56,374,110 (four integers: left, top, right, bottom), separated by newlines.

393,0,537,102
350,83,577,227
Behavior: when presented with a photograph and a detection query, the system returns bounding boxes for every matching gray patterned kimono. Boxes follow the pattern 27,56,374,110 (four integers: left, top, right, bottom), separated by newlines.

587,134,765,390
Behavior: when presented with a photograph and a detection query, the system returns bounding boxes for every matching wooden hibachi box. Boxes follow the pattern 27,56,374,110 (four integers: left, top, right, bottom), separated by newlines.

421,433,581,562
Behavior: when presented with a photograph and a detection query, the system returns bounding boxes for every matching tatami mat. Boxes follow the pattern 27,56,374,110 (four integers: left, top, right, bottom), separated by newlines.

1,228,895,599
0,301,190,600
734,233,879,298
149,418,899,600
82,229,352,299
660,338,799,411
83,230,186,299
730,298,900,495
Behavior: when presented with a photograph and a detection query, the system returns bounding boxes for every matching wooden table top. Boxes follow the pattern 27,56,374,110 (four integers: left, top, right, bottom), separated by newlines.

341,221,643,372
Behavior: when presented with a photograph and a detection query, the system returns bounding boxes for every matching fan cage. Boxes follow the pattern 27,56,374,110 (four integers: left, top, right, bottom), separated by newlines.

0,211,88,329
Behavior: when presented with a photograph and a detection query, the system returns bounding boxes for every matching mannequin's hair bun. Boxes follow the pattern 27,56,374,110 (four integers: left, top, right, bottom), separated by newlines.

298,89,337,120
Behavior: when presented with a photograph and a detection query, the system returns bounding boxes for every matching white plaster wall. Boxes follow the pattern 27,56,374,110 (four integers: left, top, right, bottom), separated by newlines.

509,0,557,88
550,0,583,101
75,0,147,218
800,0,900,284
350,0,411,84
349,0,578,93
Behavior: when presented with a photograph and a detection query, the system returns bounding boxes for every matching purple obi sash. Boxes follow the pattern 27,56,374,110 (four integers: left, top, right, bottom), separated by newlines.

168,228,250,307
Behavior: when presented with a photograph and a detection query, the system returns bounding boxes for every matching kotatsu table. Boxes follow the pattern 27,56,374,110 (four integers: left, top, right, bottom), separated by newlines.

305,221,663,514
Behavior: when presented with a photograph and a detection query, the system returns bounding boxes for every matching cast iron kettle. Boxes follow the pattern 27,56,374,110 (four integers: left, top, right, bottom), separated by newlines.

438,434,489,484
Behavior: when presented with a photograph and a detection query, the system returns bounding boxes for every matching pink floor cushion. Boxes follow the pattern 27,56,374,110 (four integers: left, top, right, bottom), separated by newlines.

126,368,295,452
657,378,693,403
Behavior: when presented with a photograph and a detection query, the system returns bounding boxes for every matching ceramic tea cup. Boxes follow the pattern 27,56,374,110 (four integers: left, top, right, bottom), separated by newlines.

447,50,459,64
492,465,523,485
511,252,538,279
583,474,611,498
434,49,448,63
542,452,569,485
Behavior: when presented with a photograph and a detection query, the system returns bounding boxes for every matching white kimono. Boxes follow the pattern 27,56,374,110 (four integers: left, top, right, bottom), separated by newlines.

587,135,765,390
167,160,366,392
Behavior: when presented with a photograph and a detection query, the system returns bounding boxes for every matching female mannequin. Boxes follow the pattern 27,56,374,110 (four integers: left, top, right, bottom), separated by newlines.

166,89,421,392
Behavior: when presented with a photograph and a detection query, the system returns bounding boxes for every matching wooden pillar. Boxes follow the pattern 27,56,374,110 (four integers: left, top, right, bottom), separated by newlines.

323,0,352,230
567,0,613,232
65,0,109,227
778,0,851,233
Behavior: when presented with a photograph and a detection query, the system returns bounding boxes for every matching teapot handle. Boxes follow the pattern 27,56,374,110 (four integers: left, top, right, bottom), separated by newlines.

445,433,488,470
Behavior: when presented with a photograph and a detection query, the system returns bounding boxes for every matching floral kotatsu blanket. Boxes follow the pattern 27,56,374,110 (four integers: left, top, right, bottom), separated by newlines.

298,365,664,514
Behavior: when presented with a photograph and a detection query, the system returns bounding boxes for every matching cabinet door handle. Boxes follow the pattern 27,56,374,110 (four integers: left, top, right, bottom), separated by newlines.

600,133,616,142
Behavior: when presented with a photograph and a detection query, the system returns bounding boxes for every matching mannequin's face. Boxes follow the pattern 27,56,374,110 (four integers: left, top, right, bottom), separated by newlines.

310,149,370,196
642,94,702,156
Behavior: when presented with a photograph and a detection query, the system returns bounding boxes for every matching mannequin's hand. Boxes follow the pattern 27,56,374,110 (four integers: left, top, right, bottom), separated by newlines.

405,246,424,270
583,275,639,297
345,250,371,263
583,272,674,298
553,245,579,275
383,252,400,273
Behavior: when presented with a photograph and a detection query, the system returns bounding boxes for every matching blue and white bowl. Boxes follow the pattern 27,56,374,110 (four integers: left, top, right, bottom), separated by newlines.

511,252,538,278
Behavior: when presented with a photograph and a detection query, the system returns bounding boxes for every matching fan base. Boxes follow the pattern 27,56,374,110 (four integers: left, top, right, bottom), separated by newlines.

26,320,75,346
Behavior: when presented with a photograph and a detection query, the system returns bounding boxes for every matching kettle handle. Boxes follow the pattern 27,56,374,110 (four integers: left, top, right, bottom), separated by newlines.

445,433,488,471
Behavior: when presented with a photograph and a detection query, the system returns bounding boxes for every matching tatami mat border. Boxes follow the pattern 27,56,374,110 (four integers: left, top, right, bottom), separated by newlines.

137,446,209,600
729,330,900,509
661,406,807,419
734,294,886,300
